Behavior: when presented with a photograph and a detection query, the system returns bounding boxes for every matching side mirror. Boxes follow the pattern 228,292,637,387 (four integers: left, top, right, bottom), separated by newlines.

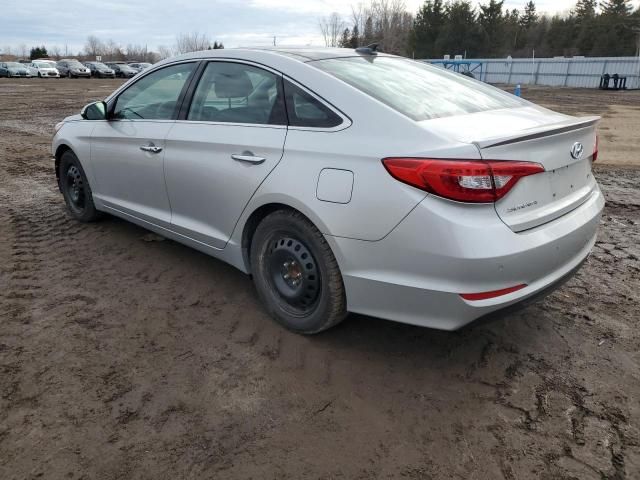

81,101,108,120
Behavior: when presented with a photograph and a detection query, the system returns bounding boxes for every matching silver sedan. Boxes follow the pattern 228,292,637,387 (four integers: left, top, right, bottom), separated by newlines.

52,47,604,334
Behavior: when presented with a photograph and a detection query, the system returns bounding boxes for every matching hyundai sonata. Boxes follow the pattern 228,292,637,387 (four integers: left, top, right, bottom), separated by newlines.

52,47,603,334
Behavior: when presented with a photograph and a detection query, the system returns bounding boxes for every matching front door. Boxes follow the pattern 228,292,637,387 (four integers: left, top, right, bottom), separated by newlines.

90,62,197,227
163,61,288,249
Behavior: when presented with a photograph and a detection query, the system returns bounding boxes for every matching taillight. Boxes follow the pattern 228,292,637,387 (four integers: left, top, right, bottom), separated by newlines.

592,135,599,162
382,158,544,203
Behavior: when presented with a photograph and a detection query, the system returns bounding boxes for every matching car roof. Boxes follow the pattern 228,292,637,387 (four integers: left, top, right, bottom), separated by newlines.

163,46,396,64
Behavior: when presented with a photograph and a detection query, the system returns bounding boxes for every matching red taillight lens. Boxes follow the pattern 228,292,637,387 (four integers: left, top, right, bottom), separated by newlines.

460,284,527,301
592,135,599,162
382,158,544,203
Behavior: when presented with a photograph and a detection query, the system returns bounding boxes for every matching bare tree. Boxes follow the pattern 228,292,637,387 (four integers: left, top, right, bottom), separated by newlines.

319,12,346,47
157,45,173,60
50,45,62,59
174,32,211,54
126,43,150,62
101,39,125,61
349,0,412,55
84,35,103,58
17,43,28,59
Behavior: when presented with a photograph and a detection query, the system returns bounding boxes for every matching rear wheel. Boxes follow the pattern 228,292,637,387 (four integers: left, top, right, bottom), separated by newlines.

59,150,101,222
250,210,347,334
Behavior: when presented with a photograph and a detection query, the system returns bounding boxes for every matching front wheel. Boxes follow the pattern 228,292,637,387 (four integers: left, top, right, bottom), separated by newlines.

250,210,347,334
59,150,101,222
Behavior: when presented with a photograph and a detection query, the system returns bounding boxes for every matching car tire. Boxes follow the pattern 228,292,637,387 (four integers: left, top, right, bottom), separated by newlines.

250,209,347,334
59,150,101,222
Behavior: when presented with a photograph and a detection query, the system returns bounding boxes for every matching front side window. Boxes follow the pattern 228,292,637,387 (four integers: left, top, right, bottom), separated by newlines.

113,62,195,120
187,62,286,125
312,56,526,121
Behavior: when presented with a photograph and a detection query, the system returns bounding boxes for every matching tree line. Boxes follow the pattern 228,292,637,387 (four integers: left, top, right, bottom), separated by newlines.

325,0,640,58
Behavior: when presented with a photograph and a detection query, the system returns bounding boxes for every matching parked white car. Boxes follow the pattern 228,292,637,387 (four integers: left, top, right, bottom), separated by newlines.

31,60,60,78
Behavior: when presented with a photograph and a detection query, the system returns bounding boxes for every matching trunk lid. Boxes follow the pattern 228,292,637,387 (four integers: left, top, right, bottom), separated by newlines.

421,106,599,232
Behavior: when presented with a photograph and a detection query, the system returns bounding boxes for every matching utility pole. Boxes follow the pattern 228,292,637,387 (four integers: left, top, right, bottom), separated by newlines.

633,28,640,89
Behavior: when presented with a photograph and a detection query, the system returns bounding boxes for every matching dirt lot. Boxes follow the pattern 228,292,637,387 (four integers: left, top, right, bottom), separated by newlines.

0,79,639,479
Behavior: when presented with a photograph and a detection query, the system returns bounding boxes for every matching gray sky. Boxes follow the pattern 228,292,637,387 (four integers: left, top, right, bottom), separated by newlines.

2,0,638,55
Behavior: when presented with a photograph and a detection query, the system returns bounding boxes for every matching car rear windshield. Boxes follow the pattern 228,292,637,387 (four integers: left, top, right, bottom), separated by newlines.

311,56,525,121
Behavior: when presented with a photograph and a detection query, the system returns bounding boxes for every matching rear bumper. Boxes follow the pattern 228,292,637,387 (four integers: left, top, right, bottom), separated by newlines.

327,186,604,330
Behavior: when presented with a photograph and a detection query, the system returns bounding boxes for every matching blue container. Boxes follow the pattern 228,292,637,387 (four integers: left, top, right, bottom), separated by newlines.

514,84,521,97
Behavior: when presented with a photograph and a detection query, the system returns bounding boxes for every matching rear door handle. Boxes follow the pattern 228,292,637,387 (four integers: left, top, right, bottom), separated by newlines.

140,144,163,154
231,152,266,165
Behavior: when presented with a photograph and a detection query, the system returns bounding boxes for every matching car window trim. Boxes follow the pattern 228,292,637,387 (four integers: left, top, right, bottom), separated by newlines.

282,75,352,132
177,58,287,128
106,60,201,121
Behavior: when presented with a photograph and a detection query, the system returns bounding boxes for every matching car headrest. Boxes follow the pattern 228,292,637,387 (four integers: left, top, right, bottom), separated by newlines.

215,69,254,98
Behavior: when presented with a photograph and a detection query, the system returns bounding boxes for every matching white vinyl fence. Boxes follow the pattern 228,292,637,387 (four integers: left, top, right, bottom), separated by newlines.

423,56,640,89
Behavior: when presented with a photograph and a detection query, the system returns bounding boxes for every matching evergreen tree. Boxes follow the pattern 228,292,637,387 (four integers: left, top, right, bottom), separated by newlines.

594,0,636,55
340,28,351,48
601,0,633,16
504,8,522,52
520,1,538,29
543,14,578,56
409,0,445,58
575,0,598,18
478,0,506,57
349,24,360,48
435,1,480,58
574,0,599,54
29,46,48,60
363,16,374,44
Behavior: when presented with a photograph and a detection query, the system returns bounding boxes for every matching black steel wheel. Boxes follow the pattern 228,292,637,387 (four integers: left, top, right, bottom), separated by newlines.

267,236,321,315
59,150,101,222
64,164,86,213
251,210,347,334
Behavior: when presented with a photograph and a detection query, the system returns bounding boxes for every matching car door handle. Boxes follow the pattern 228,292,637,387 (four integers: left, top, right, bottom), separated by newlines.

231,152,266,165
140,144,163,154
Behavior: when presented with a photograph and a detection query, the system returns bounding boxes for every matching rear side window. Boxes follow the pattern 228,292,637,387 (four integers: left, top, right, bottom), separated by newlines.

311,57,525,121
113,62,195,120
283,80,342,128
187,62,286,125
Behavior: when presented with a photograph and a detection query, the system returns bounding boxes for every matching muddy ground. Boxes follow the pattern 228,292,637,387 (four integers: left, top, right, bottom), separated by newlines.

0,79,639,479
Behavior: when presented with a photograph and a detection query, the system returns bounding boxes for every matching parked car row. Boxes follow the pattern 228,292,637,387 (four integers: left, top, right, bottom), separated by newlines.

0,59,152,78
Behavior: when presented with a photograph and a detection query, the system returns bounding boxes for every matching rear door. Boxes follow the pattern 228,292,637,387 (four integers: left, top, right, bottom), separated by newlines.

477,117,599,232
90,62,197,227
163,60,287,249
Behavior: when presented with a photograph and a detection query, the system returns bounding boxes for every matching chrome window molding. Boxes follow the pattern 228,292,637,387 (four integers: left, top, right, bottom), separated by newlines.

283,75,352,133
104,56,352,132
